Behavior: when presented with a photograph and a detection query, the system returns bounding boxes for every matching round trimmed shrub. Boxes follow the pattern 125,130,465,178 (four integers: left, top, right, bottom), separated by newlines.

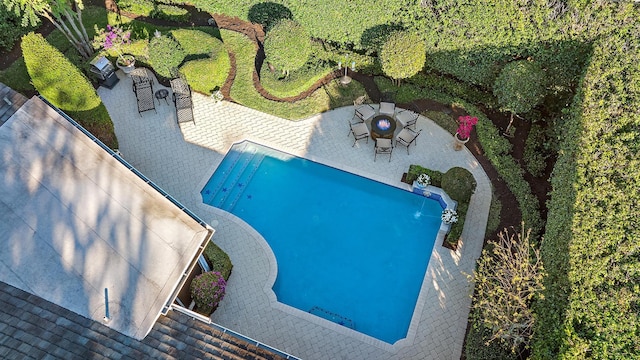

263,19,311,77
190,271,227,314
442,167,476,202
21,32,101,112
380,31,426,82
493,60,546,115
148,34,185,79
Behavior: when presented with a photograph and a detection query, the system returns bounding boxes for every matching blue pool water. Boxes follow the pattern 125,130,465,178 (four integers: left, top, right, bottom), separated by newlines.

201,141,442,344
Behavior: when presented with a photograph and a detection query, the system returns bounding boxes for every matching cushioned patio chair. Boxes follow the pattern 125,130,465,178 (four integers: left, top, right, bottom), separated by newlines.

374,138,393,162
348,119,370,147
379,102,396,117
396,109,419,129
170,77,194,124
130,68,156,116
353,96,376,123
395,128,422,154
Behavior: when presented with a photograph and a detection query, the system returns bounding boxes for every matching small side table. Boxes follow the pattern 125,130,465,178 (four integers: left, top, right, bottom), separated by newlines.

154,89,169,105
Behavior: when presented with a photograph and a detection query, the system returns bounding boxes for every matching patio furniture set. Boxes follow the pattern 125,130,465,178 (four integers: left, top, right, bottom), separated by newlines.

348,98,421,162
129,68,194,124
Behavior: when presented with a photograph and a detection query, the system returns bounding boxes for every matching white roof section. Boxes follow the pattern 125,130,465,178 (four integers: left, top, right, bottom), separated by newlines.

0,97,213,340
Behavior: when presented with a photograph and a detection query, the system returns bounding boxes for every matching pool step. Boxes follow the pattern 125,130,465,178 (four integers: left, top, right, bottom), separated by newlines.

221,153,265,211
202,143,265,211
201,142,250,205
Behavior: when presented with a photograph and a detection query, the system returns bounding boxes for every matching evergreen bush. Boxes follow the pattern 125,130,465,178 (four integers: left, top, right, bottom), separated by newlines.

494,60,546,116
21,32,100,112
380,31,426,84
190,271,226,314
263,19,311,77
148,34,185,79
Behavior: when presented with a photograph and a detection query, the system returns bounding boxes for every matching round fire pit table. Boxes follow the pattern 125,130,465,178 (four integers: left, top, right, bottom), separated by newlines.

370,114,397,140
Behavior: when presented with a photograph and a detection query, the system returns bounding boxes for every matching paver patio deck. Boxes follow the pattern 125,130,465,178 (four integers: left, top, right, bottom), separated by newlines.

98,70,490,360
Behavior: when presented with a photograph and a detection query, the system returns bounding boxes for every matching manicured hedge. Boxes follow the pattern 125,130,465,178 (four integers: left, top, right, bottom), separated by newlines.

21,32,117,148
532,4,640,358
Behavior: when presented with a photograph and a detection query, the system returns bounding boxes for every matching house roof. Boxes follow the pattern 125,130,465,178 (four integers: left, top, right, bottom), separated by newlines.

0,280,286,359
0,95,213,340
0,83,28,125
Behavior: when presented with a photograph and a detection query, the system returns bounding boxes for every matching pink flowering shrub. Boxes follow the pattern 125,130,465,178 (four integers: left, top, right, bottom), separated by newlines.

190,271,227,314
457,115,478,140
93,25,132,65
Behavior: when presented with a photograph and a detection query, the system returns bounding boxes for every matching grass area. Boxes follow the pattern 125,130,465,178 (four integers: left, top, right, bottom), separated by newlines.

222,29,364,120
259,62,334,99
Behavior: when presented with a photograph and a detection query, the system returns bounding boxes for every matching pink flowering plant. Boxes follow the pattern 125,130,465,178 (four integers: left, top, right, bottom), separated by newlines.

456,115,478,140
93,25,133,65
190,271,227,314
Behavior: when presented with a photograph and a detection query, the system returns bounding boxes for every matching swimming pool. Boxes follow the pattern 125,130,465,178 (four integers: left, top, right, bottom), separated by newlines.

201,141,442,344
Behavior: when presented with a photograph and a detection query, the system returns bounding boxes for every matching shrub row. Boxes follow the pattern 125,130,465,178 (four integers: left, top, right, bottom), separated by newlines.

532,4,640,358
21,32,117,148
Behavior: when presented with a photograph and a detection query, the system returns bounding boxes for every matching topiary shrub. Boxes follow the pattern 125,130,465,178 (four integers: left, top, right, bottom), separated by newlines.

190,271,227,315
442,167,476,246
247,2,293,31
380,30,426,85
21,32,101,112
148,34,185,79
263,19,311,77
493,60,546,134
21,32,118,149
151,4,190,22
203,242,233,280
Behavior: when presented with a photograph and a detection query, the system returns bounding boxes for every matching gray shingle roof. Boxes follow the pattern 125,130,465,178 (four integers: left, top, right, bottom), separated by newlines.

0,280,287,359
0,82,28,126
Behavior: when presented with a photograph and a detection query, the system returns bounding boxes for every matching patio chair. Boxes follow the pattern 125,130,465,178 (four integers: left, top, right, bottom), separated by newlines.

353,95,375,123
132,80,156,117
379,102,396,117
396,109,418,130
374,138,393,162
131,68,153,89
348,120,370,147
395,128,422,154
170,77,195,124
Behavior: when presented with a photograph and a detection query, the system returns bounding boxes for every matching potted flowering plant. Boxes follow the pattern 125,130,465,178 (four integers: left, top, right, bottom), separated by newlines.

416,173,431,188
190,271,227,315
454,115,478,150
441,208,459,224
93,25,135,73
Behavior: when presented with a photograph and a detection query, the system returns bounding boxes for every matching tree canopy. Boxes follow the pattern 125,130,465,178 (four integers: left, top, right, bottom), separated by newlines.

380,30,426,85
263,19,311,77
493,60,546,115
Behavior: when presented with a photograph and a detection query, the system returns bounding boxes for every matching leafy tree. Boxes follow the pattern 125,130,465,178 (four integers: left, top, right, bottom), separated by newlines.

21,32,100,111
469,226,545,356
263,19,311,77
4,0,94,58
493,60,546,135
380,30,426,86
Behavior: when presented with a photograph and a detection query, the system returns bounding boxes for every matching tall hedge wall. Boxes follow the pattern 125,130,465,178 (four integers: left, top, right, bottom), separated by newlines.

532,2,640,359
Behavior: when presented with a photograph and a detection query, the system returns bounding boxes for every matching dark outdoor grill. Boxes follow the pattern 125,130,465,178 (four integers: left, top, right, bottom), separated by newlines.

89,56,119,89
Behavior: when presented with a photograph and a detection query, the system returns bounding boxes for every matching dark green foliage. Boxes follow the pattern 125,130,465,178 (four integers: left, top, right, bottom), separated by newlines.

380,31,426,81
494,60,546,115
407,164,443,187
360,24,404,54
203,242,233,280
151,4,190,22
21,32,100,112
464,316,514,360
0,4,35,52
247,2,292,31
148,34,185,79
442,167,476,202
523,123,548,177
263,19,311,76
